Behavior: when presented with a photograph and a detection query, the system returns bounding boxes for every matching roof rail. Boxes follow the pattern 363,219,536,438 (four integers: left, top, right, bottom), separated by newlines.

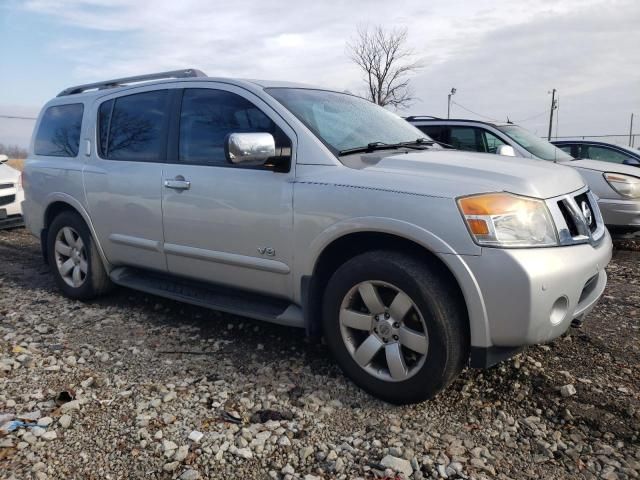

56,69,207,97
404,115,441,121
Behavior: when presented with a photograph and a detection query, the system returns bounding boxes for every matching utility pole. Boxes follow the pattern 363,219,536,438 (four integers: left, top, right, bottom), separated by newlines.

547,88,557,140
630,113,635,147
447,88,456,119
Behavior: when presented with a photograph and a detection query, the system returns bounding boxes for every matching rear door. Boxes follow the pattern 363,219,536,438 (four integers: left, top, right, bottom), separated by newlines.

160,84,296,298
84,88,173,271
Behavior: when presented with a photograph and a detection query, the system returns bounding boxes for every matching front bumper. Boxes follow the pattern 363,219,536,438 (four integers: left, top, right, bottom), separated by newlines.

598,197,640,230
463,230,612,349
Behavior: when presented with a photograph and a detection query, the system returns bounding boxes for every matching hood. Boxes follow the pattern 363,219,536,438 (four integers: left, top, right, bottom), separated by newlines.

331,149,586,199
569,159,640,177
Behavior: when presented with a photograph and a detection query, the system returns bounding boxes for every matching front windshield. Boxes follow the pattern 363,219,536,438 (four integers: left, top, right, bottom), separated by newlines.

497,125,572,161
266,88,429,154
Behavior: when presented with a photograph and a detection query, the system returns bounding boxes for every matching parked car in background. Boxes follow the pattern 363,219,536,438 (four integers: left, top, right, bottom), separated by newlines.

407,117,640,232
0,154,24,229
552,140,640,167
23,70,612,403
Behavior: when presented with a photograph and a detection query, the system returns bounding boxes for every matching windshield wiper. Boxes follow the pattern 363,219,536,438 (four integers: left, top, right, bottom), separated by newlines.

338,138,433,156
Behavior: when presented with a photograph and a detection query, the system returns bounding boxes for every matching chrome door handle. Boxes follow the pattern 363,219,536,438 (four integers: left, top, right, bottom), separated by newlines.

164,177,191,190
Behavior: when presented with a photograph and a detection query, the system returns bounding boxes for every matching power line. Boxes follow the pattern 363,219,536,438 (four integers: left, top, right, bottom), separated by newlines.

450,101,501,122
0,114,38,120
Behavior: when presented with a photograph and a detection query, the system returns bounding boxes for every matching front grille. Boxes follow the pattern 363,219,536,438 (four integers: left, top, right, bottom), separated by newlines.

557,200,579,237
0,194,16,206
548,189,604,246
0,183,13,190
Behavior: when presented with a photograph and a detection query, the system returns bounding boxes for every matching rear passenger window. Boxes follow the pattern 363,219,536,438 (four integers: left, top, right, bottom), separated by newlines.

98,90,169,161
449,127,481,152
34,104,84,157
179,89,289,167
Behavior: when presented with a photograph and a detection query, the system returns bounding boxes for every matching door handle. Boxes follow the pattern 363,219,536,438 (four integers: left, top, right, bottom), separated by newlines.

164,176,191,190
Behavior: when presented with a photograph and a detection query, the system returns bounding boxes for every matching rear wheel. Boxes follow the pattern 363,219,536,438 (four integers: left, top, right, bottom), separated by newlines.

47,211,112,299
322,250,468,404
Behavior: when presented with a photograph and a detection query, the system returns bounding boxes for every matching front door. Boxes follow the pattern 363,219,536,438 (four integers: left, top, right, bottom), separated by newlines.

161,85,295,298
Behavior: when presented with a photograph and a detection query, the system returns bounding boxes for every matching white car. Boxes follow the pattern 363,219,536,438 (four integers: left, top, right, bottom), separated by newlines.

0,154,25,229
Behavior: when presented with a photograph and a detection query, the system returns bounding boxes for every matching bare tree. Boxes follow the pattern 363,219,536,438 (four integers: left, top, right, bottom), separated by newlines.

347,25,421,108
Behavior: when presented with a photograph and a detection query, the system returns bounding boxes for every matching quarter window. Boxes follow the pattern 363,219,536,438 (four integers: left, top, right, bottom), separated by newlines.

34,104,84,157
178,89,289,167
99,90,169,161
480,130,507,154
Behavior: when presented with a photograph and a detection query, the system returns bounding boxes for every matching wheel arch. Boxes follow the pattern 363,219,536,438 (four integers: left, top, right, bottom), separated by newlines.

41,194,110,270
302,221,490,349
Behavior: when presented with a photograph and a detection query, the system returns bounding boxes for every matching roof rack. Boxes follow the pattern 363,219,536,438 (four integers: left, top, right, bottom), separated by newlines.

57,69,208,97
404,115,441,121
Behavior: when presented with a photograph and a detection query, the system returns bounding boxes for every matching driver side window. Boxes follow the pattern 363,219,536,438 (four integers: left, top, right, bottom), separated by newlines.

178,88,290,167
585,145,629,164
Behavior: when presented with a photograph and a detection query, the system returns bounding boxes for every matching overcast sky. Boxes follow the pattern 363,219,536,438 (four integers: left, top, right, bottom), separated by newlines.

1,0,639,147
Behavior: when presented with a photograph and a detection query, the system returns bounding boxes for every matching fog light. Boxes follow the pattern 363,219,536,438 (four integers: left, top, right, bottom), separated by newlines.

550,296,569,325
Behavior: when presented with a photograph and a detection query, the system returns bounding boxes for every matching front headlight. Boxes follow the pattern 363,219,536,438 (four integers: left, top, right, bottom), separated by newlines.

457,192,558,247
603,173,640,198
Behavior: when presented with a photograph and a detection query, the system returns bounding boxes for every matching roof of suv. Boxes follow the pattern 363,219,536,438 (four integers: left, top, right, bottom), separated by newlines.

55,68,316,99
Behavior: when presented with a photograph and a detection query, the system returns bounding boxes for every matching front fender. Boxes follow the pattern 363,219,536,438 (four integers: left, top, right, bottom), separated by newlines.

301,217,491,348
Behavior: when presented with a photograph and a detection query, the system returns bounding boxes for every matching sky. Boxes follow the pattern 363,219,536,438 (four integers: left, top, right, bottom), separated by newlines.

1,0,639,148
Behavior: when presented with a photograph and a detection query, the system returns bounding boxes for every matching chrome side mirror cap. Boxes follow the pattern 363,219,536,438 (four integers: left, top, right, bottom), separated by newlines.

496,145,516,157
225,133,276,165
0,154,8,163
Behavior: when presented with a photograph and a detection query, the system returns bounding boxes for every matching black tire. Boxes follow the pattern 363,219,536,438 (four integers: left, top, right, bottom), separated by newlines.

322,250,469,404
47,211,112,300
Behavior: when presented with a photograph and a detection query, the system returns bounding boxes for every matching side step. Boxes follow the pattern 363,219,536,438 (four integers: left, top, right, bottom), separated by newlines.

109,267,304,328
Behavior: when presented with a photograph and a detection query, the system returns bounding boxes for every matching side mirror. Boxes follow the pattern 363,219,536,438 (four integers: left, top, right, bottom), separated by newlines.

0,154,8,163
225,133,276,165
496,145,516,157
622,158,640,167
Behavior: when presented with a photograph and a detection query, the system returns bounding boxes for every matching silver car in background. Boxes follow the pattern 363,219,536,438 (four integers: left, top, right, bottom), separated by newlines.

23,70,612,404
408,118,640,232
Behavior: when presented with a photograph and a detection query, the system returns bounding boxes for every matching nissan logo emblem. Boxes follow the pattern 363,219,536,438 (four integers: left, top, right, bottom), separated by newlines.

581,201,593,226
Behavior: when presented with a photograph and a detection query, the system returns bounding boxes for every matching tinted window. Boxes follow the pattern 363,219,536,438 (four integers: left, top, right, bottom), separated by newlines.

34,104,84,157
585,145,630,164
449,127,480,152
417,125,444,142
179,89,289,166
558,144,574,155
100,90,169,161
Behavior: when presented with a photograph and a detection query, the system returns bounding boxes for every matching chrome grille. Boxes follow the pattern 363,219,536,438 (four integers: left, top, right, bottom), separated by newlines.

546,188,605,246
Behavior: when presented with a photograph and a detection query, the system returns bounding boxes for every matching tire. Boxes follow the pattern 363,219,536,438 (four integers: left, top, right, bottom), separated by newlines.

322,250,469,404
47,211,112,300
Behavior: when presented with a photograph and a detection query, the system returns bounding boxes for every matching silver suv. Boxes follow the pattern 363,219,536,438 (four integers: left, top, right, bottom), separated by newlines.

23,70,612,404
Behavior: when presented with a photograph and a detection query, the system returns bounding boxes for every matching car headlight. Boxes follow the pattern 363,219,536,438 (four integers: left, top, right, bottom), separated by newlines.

603,173,640,198
457,192,558,247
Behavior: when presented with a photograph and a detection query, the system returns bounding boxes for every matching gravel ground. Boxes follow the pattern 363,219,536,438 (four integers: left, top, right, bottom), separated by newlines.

0,228,638,480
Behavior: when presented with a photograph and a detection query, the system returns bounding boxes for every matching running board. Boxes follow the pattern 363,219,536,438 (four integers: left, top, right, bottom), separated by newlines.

109,267,304,328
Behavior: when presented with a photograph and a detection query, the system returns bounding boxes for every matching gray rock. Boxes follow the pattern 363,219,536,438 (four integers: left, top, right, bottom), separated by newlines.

381,455,413,477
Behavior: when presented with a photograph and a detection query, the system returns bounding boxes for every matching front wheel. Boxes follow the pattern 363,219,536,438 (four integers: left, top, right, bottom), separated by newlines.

47,211,112,300
322,250,468,404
